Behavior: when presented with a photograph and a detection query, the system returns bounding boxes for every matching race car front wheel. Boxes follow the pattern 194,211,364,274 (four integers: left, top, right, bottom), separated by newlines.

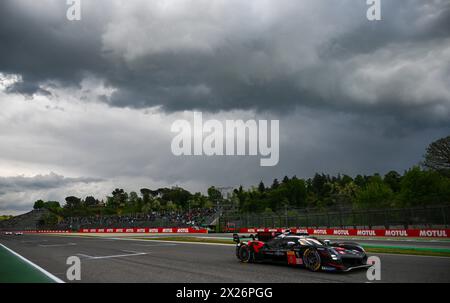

303,248,321,272
238,245,254,263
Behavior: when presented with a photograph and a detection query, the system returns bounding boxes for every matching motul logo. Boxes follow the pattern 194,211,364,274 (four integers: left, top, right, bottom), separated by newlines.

98,229,104,233
357,230,376,236
163,228,173,233
177,228,189,233
149,229,159,233
385,230,408,237
333,230,349,235
419,230,447,237
137,229,145,233
248,229,256,233
116,229,123,233
295,229,308,234
89,229,96,233
126,229,133,233
107,229,114,233
313,229,327,235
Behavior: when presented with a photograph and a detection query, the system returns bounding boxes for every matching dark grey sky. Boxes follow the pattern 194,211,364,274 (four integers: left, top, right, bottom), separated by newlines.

0,0,449,214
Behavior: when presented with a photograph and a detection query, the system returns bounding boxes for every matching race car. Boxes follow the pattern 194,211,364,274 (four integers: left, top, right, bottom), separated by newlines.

233,230,371,272
15,232,23,236
4,231,13,235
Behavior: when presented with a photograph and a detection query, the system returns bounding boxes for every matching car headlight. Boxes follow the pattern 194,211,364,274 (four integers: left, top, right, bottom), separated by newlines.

329,248,339,260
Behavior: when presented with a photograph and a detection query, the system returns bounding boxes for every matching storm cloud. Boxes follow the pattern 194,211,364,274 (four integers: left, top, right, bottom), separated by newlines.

0,0,449,125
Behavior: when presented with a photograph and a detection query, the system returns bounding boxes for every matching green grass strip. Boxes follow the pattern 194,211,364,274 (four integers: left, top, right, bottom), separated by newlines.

0,244,56,283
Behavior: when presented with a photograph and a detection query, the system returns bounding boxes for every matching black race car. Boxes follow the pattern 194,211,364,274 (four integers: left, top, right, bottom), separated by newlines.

233,230,371,272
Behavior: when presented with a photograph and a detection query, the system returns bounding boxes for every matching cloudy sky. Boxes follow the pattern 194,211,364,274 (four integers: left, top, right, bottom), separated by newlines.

0,0,449,215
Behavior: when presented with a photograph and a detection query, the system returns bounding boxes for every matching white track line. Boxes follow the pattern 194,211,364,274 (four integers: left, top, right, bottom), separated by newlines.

0,243,65,283
39,243,77,247
132,243,178,247
76,250,147,260
108,237,235,246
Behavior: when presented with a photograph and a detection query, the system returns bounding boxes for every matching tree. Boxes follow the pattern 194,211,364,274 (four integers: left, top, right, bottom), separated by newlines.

141,203,152,213
423,136,450,175
140,188,152,205
84,196,98,207
162,187,192,209
45,201,61,211
106,189,128,209
354,176,394,209
207,186,223,206
399,166,450,207
128,191,142,210
285,177,307,208
33,200,45,210
65,196,82,209
384,171,401,192
258,181,266,193
271,178,280,189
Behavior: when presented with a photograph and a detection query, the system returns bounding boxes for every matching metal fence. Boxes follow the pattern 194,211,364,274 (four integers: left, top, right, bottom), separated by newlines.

218,205,450,230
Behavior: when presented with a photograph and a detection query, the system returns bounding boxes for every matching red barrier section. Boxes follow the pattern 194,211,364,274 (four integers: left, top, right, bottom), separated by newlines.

18,230,71,234
238,228,450,238
78,227,208,234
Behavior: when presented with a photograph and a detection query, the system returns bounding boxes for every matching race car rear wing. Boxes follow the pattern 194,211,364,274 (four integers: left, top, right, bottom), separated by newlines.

232,231,280,243
232,230,310,243
232,233,255,243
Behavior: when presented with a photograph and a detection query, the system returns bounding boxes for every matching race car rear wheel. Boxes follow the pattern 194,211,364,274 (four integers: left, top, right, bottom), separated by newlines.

303,248,321,272
238,245,254,263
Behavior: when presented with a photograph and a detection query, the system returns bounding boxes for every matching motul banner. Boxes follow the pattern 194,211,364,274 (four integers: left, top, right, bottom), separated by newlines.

78,227,208,233
238,228,450,238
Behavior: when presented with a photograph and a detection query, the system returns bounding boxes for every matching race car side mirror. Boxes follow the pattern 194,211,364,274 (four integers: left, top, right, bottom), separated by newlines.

324,240,331,246
232,234,240,243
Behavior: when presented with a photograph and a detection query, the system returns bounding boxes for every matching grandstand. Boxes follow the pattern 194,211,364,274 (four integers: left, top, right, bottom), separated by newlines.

56,208,218,230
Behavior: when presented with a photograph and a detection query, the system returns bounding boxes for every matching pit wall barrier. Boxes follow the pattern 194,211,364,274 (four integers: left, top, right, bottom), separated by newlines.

237,228,450,238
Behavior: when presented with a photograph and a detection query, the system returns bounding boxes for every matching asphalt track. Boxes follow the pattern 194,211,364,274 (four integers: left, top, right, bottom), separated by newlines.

1,234,449,283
